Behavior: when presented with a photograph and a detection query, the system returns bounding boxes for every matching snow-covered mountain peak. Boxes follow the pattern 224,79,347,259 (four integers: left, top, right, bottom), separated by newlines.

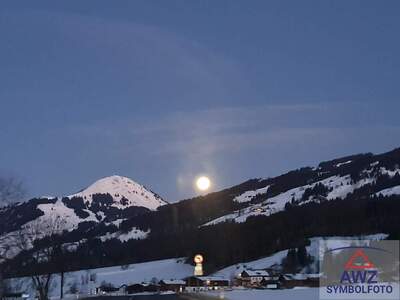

70,175,167,211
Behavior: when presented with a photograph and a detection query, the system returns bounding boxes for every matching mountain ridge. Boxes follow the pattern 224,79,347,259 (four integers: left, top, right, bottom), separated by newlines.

68,175,167,210
0,175,167,248
2,147,400,277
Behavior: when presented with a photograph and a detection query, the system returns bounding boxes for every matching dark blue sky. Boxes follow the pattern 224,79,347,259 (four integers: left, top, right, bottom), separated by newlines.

1,1,399,202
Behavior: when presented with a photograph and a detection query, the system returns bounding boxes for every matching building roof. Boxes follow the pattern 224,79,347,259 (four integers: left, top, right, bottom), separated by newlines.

242,270,271,277
262,276,280,281
192,276,229,282
3,293,24,298
160,279,186,285
99,286,120,292
281,273,320,280
306,273,322,279
127,282,158,287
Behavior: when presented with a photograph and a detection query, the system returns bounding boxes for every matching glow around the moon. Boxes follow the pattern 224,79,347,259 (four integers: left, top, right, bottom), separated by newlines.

196,176,211,191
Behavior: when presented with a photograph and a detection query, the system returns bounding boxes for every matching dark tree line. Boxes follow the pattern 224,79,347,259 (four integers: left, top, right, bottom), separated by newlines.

282,245,312,273
6,194,400,278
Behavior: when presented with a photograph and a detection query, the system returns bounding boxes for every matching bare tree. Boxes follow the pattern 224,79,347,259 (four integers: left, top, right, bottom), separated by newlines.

0,254,4,298
0,173,69,300
0,176,26,207
0,233,15,298
0,176,26,298
14,216,67,300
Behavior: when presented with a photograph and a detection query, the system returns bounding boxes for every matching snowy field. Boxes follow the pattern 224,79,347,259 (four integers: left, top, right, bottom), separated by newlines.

6,258,193,298
6,234,389,299
213,233,388,278
213,249,288,278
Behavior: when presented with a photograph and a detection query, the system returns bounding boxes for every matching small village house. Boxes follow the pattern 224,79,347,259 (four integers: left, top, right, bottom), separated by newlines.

279,274,320,289
95,285,121,295
237,270,272,287
125,283,145,294
185,276,230,291
1,293,28,300
125,282,159,294
260,274,280,289
159,279,186,293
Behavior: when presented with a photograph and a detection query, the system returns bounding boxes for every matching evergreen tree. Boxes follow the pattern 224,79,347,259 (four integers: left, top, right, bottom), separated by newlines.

283,248,298,273
297,245,308,267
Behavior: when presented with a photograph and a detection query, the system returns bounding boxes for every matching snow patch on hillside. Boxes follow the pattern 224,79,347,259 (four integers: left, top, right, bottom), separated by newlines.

213,249,288,278
0,201,99,260
379,167,400,178
204,175,374,226
99,227,150,242
105,219,127,227
37,199,98,230
233,186,270,203
376,185,400,197
335,160,352,167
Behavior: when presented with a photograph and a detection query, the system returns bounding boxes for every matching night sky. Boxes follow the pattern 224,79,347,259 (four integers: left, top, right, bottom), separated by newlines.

1,1,399,202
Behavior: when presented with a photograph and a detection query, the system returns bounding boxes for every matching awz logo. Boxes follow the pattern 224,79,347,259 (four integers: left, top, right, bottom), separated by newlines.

340,270,378,284
320,241,399,300
345,249,375,269
340,249,378,284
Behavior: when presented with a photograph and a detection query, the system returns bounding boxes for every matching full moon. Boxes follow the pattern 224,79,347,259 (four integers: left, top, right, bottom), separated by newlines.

196,176,211,191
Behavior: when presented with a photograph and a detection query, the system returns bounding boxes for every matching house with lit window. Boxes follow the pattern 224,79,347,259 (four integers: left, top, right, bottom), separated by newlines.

185,276,230,291
159,279,186,292
278,273,320,288
237,270,274,287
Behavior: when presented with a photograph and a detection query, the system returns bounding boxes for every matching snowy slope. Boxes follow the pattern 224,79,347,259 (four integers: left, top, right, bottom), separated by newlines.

376,185,400,196
99,227,150,242
30,175,165,229
204,164,399,226
233,186,270,203
70,175,167,210
0,175,167,259
213,249,288,278
213,233,388,278
36,199,98,230
204,175,357,225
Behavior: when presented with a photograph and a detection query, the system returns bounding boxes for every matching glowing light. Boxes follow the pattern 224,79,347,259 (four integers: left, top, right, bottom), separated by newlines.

194,254,204,263
196,176,211,191
194,254,204,276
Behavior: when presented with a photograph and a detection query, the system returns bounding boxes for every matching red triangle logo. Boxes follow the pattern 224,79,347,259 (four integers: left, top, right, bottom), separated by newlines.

345,249,375,270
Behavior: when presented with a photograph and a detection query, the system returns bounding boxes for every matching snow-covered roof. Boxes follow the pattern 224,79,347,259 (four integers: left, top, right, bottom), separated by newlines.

282,273,320,280
242,270,271,277
233,186,270,203
194,276,229,282
306,273,322,279
291,274,309,280
140,282,158,287
160,279,186,285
